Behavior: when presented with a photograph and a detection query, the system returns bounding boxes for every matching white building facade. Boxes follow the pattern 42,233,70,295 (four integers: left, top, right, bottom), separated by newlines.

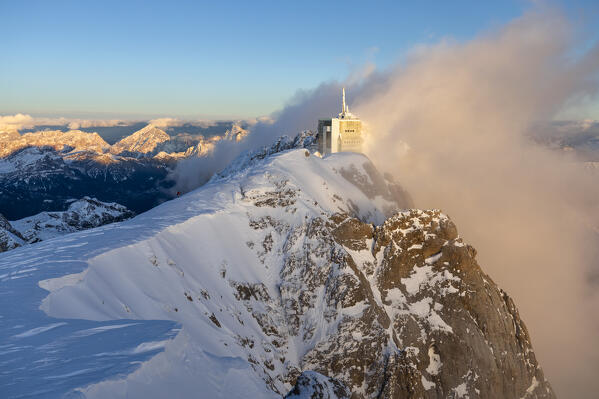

318,88,363,154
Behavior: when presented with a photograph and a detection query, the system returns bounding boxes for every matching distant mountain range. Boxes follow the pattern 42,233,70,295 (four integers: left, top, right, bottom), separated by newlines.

0,121,249,160
529,119,599,161
0,123,249,219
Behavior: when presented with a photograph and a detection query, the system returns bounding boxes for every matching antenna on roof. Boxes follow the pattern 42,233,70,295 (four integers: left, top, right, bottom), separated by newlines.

342,87,346,114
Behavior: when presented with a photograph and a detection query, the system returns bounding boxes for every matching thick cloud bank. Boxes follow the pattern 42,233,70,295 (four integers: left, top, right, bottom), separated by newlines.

0,114,127,132
353,10,599,398
0,113,35,132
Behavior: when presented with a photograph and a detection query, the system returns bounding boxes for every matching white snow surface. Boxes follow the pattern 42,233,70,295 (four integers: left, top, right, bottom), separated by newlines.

421,375,435,390
426,345,443,376
453,382,468,398
0,149,398,398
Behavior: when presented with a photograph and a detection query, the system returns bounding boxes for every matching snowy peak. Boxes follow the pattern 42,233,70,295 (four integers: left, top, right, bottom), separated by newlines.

212,130,318,181
15,148,554,398
111,124,170,155
0,122,251,161
0,129,109,158
224,122,250,142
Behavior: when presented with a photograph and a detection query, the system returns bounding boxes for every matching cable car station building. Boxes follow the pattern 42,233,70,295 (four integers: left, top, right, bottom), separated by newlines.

318,88,363,154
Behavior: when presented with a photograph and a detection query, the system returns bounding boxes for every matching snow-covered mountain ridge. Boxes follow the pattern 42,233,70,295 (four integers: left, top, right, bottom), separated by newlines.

0,197,133,252
110,124,171,155
1,146,553,398
0,122,248,161
0,122,249,219
0,129,110,158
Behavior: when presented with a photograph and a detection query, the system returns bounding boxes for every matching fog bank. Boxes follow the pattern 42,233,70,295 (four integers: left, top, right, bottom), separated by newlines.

354,9,599,398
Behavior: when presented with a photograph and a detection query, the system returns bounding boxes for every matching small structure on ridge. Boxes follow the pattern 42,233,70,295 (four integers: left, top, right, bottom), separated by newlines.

318,88,363,154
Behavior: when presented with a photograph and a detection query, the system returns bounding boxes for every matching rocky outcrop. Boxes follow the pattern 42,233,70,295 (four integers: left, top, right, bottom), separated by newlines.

262,208,554,398
217,151,554,398
309,209,554,398
0,213,25,253
285,371,351,399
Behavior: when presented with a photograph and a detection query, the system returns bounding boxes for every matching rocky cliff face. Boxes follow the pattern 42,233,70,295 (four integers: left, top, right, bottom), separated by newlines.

285,371,351,399
31,147,554,399
292,209,554,398
211,185,553,398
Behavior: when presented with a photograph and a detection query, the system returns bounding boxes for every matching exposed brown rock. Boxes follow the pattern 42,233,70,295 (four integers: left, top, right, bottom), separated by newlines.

259,208,554,398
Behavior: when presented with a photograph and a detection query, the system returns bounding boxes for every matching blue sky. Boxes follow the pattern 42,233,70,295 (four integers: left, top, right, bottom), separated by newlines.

1,0,598,119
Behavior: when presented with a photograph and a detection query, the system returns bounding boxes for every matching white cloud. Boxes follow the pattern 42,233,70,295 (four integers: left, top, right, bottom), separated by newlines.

244,115,275,126
67,119,125,130
354,9,599,397
148,118,183,128
0,113,35,132
148,118,231,129
0,114,130,132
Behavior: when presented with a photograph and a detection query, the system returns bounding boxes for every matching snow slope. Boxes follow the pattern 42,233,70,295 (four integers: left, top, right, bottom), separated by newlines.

0,223,180,399
0,149,400,398
0,146,552,398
